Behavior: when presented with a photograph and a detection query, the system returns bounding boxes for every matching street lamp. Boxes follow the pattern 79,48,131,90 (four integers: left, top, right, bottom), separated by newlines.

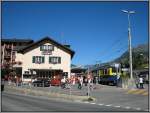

122,10,135,81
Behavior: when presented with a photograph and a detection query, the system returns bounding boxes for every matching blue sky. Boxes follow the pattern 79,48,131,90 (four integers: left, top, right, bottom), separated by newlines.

2,1,149,65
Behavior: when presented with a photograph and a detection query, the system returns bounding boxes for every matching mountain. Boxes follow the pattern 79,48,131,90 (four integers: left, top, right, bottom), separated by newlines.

73,43,148,70
113,43,149,69
71,64,77,68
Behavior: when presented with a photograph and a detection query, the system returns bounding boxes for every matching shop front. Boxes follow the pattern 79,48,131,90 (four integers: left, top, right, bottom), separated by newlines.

23,69,64,81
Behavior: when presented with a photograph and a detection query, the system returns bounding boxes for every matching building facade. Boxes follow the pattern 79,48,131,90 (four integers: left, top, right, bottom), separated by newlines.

1,38,34,80
14,37,75,82
1,38,34,70
1,37,75,82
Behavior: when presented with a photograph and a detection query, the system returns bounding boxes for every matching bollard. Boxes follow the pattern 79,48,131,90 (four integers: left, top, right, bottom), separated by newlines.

43,81,44,87
87,83,90,98
69,84,72,96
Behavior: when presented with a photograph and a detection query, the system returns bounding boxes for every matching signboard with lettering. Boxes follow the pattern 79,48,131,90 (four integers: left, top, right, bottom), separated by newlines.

42,51,52,55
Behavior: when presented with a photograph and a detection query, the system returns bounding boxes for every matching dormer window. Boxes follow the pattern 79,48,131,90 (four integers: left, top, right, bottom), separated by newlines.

40,45,54,51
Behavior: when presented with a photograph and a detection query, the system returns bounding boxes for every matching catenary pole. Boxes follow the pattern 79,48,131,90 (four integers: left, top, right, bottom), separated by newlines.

122,10,135,80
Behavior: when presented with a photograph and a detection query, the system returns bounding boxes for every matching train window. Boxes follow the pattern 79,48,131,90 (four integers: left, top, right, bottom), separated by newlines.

104,69,107,75
112,67,116,73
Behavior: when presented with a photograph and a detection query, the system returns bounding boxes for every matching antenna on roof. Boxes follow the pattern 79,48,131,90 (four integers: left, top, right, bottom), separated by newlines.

60,31,64,44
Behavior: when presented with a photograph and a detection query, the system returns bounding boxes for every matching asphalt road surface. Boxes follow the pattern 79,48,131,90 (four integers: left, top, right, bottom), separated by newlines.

2,92,144,112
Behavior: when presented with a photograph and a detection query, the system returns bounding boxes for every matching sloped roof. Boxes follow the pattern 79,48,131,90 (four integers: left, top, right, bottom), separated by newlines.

18,36,75,58
2,38,33,43
13,46,29,51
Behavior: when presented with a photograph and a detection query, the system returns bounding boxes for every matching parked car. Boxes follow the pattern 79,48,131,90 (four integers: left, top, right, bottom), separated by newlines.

32,79,50,87
50,78,61,86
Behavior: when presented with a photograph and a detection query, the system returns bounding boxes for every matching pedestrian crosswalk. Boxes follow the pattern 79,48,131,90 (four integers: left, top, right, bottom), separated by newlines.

126,89,148,96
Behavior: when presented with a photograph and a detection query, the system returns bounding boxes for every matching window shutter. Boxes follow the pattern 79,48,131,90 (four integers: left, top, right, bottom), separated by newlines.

58,57,61,63
32,56,35,63
42,56,44,63
40,46,42,51
49,57,51,63
48,45,50,50
52,46,54,51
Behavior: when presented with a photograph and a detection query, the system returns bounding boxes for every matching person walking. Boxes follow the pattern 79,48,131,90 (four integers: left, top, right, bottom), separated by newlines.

72,77,75,85
61,77,66,89
80,76,83,88
78,77,82,89
139,76,144,89
135,77,139,89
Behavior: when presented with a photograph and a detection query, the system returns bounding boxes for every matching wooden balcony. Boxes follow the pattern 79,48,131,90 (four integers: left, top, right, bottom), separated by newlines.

4,55,11,59
5,45,12,50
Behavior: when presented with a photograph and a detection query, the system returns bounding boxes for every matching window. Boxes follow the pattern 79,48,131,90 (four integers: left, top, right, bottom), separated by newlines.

32,56,45,64
49,57,61,64
25,71,29,74
24,75,31,78
40,45,54,51
112,67,116,73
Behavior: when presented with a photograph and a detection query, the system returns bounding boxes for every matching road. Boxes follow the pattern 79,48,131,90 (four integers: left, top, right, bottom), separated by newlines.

2,92,145,112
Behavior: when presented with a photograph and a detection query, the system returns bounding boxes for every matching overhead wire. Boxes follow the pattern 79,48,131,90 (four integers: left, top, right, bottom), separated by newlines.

99,42,128,61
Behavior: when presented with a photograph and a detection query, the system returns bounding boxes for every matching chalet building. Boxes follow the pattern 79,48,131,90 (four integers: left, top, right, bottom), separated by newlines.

1,37,75,83
15,37,74,82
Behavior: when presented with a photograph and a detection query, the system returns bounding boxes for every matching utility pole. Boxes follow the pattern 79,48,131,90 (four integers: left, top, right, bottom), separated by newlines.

122,10,135,88
87,67,90,98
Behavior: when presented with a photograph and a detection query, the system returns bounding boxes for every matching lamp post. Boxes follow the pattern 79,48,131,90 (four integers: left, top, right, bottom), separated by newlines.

122,10,135,80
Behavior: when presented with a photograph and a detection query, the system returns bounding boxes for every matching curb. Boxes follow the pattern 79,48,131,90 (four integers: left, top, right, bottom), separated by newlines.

5,85,96,102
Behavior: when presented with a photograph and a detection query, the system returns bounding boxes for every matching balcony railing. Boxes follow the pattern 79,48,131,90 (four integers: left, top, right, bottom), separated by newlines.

4,55,11,58
5,45,12,50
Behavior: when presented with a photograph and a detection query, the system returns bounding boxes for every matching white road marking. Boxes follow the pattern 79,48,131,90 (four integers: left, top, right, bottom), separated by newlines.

114,106,121,108
78,100,145,112
125,106,131,109
83,101,89,104
135,108,141,110
98,103,104,106
105,104,112,107
90,103,96,104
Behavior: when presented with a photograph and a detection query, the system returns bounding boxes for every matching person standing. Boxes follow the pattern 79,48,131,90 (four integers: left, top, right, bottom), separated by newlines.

139,76,144,89
135,76,139,89
80,76,83,87
61,76,66,89
84,78,88,86
78,77,81,89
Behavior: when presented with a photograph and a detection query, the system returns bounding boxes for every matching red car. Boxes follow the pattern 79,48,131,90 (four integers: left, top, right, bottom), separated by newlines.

50,78,61,86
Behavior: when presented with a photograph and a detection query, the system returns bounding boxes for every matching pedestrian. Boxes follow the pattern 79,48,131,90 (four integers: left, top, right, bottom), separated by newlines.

61,77,66,89
77,77,81,89
16,76,19,87
139,76,144,89
84,78,88,86
72,77,75,85
80,76,83,87
116,74,120,87
135,77,139,89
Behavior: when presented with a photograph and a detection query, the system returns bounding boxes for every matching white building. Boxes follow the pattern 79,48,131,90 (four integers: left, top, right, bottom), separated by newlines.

14,37,75,82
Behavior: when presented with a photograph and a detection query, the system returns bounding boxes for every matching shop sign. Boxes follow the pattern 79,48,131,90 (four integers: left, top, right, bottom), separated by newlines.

42,51,52,55
33,71,36,74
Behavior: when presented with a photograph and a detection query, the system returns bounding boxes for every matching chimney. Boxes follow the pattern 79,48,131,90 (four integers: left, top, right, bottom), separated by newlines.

64,45,70,48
